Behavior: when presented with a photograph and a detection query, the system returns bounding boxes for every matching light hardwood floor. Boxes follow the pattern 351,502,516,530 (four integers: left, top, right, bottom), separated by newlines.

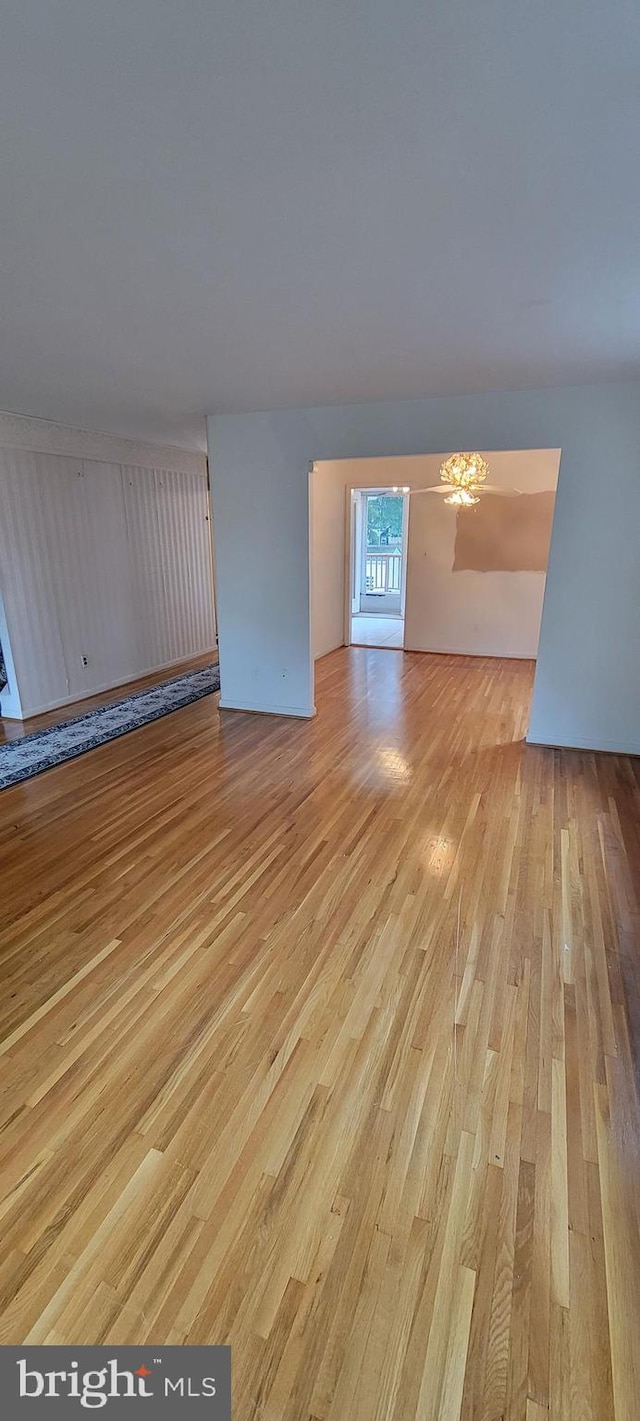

1,647,639,1419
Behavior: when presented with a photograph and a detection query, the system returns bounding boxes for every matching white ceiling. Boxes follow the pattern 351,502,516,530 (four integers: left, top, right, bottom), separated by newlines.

1,1,639,450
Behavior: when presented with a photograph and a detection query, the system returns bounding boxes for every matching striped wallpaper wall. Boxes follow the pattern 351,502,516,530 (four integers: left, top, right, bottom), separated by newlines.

0,444,215,717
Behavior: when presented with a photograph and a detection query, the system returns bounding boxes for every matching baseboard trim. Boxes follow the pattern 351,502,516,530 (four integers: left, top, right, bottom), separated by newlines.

526,733,640,757
219,699,316,720
17,650,218,720
404,645,537,661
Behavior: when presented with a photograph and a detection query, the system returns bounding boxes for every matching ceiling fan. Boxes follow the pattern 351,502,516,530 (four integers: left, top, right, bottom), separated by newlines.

393,452,521,506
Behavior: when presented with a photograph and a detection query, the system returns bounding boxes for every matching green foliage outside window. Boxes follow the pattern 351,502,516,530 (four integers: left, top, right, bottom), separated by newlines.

366,495,403,546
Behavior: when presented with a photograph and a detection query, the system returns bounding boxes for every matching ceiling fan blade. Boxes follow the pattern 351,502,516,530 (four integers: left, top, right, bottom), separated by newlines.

408,483,522,497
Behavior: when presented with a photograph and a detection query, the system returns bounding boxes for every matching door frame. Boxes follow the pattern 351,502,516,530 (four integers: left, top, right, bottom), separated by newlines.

344,486,409,646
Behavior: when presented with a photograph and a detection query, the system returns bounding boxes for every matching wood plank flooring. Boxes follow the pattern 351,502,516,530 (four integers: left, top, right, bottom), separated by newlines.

0,647,639,1419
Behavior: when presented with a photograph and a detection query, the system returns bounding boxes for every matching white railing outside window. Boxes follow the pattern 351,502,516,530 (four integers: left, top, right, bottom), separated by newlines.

364,550,402,595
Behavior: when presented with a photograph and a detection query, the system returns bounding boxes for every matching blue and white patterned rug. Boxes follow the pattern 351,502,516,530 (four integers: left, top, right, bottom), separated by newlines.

0,663,220,789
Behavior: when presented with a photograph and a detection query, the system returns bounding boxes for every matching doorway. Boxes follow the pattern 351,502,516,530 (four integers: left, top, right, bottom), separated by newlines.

350,488,408,649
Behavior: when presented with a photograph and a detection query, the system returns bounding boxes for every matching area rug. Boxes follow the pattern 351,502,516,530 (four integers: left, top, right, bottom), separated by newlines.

0,663,220,789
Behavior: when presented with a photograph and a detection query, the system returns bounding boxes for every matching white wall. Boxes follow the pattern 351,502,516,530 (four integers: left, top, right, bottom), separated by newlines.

208,416,315,718
311,450,559,660
0,423,215,718
208,384,640,753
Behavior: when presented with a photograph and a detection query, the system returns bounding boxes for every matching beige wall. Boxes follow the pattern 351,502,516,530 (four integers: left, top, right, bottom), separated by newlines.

309,460,351,660
405,448,560,658
311,449,560,661
310,455,427,659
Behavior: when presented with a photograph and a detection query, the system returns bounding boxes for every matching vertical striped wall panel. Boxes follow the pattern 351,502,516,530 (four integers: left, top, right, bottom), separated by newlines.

77,462,140,692
0,450,215,717
121,465,169,670
154,468,215,664
0,449,70,712
31,455,87,699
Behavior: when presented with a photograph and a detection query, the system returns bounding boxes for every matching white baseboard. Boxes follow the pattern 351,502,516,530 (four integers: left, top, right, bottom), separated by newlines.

219,699,316,719
314,641,344,661
404,644,537,660
526,732,640,756
17,649,217,720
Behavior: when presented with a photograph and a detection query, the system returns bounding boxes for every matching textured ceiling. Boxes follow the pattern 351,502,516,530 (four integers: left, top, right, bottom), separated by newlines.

1,0,639,448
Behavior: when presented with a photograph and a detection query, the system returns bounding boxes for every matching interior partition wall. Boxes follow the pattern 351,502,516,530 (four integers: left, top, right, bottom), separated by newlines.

208,382,640,754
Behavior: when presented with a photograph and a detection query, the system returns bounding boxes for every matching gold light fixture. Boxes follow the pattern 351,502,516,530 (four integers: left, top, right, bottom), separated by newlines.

439,452,489,505
396,456,521,503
